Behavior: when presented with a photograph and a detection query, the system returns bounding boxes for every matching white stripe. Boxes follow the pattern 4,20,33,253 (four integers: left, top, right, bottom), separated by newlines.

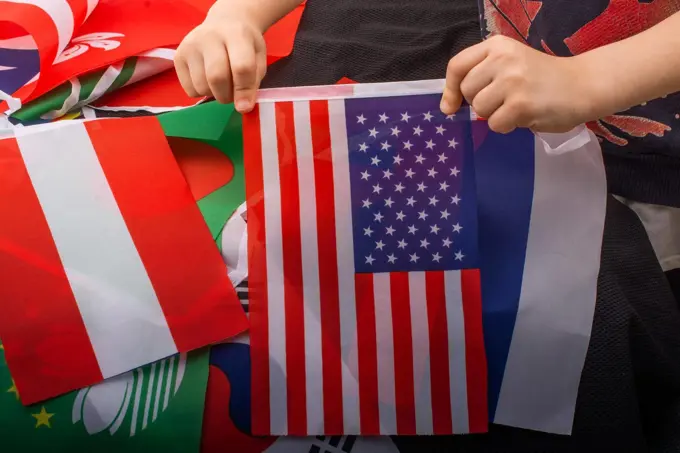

91,104,198,114
0,35,37,50
41,77,81,120
137,47,176,60
494,131,606,434
444,271,469,433
142,362,156,430
152,359,165,422
174,353,187,394
15,122,178,378
123,55,174,86
129,368,144,436
109,374,133,435
0,87,22,114
408,272,433,434
260,102,288,435
373,273,397,434
257,79,445,103
81,106,96,119
4,0,75,61
294,100,325,434
55,63,124,118
328,99,361,433
620,198,680,273
163,355,174,410
42,63,125,120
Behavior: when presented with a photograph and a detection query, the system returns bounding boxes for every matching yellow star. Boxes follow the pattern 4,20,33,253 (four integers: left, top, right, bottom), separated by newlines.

7,379,18,399
31,407,54,428
0,343,4,350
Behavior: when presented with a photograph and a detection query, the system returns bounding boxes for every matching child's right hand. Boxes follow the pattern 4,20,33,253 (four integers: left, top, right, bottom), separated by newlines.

174,11,267,113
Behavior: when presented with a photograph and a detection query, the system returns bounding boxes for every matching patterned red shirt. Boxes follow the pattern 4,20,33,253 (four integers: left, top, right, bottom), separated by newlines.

479,0,680,205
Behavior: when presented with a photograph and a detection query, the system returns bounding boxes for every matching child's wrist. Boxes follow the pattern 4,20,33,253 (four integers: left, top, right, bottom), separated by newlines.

571,48,641,120
206,1,268,34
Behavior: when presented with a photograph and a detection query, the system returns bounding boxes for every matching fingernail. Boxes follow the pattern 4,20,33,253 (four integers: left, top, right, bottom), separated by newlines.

440,99,451,114
235,99,253,113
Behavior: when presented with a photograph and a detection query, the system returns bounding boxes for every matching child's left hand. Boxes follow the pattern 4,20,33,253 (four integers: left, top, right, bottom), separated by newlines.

441,35,597,134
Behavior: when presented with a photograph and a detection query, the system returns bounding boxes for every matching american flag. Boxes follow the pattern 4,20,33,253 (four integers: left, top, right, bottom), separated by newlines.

244,92,487,436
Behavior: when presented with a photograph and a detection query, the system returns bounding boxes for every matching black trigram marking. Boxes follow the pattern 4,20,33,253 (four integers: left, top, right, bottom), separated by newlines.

309,436,358,453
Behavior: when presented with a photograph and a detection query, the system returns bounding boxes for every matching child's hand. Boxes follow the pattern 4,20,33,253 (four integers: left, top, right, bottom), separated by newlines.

440,35,595,134
174,12,267,113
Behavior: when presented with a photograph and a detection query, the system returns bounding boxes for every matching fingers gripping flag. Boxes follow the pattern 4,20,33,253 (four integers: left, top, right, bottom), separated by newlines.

243,83,488,436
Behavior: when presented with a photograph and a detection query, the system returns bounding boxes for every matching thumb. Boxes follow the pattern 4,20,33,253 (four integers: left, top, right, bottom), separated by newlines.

440,86,463,116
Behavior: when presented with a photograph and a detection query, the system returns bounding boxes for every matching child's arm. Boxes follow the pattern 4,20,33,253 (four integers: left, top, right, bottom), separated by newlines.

174,0,304,112
441,12,680,134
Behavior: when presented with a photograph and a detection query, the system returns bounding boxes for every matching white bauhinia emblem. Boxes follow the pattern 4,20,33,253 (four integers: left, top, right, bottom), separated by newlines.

55,33,125,64
72,353,187,437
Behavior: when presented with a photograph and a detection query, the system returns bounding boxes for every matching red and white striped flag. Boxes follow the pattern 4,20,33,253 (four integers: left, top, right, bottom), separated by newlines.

0,116,248,405
243,83,488,436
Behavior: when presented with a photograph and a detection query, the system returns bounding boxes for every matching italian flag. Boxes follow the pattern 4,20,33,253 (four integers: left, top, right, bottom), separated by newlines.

0,116,248,405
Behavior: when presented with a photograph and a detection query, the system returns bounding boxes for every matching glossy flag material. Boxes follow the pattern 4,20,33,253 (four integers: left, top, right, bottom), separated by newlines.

474,123,607,435
0,348,210,453
243,81,488,436
0,0,203,112
0,116,248,405
12,49,175,122
0,35,39,96
201,337,402,453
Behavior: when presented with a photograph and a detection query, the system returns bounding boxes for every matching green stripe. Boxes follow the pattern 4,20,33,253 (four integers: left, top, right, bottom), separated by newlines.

12,58,138,122
11,79,77,121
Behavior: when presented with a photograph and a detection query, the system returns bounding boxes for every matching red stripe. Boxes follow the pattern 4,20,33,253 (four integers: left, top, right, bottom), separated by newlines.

85,118,248,350
390,272,417,434
275,102,307,434
0,137,102,404
310,100,344,434
355,273,380,434
425,271,453,434
243,106,271,435
461,269,488,433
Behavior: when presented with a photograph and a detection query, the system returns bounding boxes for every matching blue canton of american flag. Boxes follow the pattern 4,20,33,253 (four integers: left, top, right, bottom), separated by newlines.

346,94,479,274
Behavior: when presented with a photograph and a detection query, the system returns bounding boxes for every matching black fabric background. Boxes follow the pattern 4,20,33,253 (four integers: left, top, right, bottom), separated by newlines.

263,1,680,451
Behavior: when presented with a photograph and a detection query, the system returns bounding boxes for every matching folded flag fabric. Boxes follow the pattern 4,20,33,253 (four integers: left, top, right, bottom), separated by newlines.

0,344,210,452
0,35,39,96
0,0,204,113
1,0,307,116
0,0,97,72
11,49,175,122
158,101,247,238
243,81,488,436
0,116,248,404
474,124,607,434
91,69,204,115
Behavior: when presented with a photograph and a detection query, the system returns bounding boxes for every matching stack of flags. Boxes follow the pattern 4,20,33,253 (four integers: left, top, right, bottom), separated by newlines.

0,1,610,452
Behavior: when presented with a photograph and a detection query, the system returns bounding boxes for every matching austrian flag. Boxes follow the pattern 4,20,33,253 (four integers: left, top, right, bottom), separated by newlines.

244,83,488,436
0,117,248,405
